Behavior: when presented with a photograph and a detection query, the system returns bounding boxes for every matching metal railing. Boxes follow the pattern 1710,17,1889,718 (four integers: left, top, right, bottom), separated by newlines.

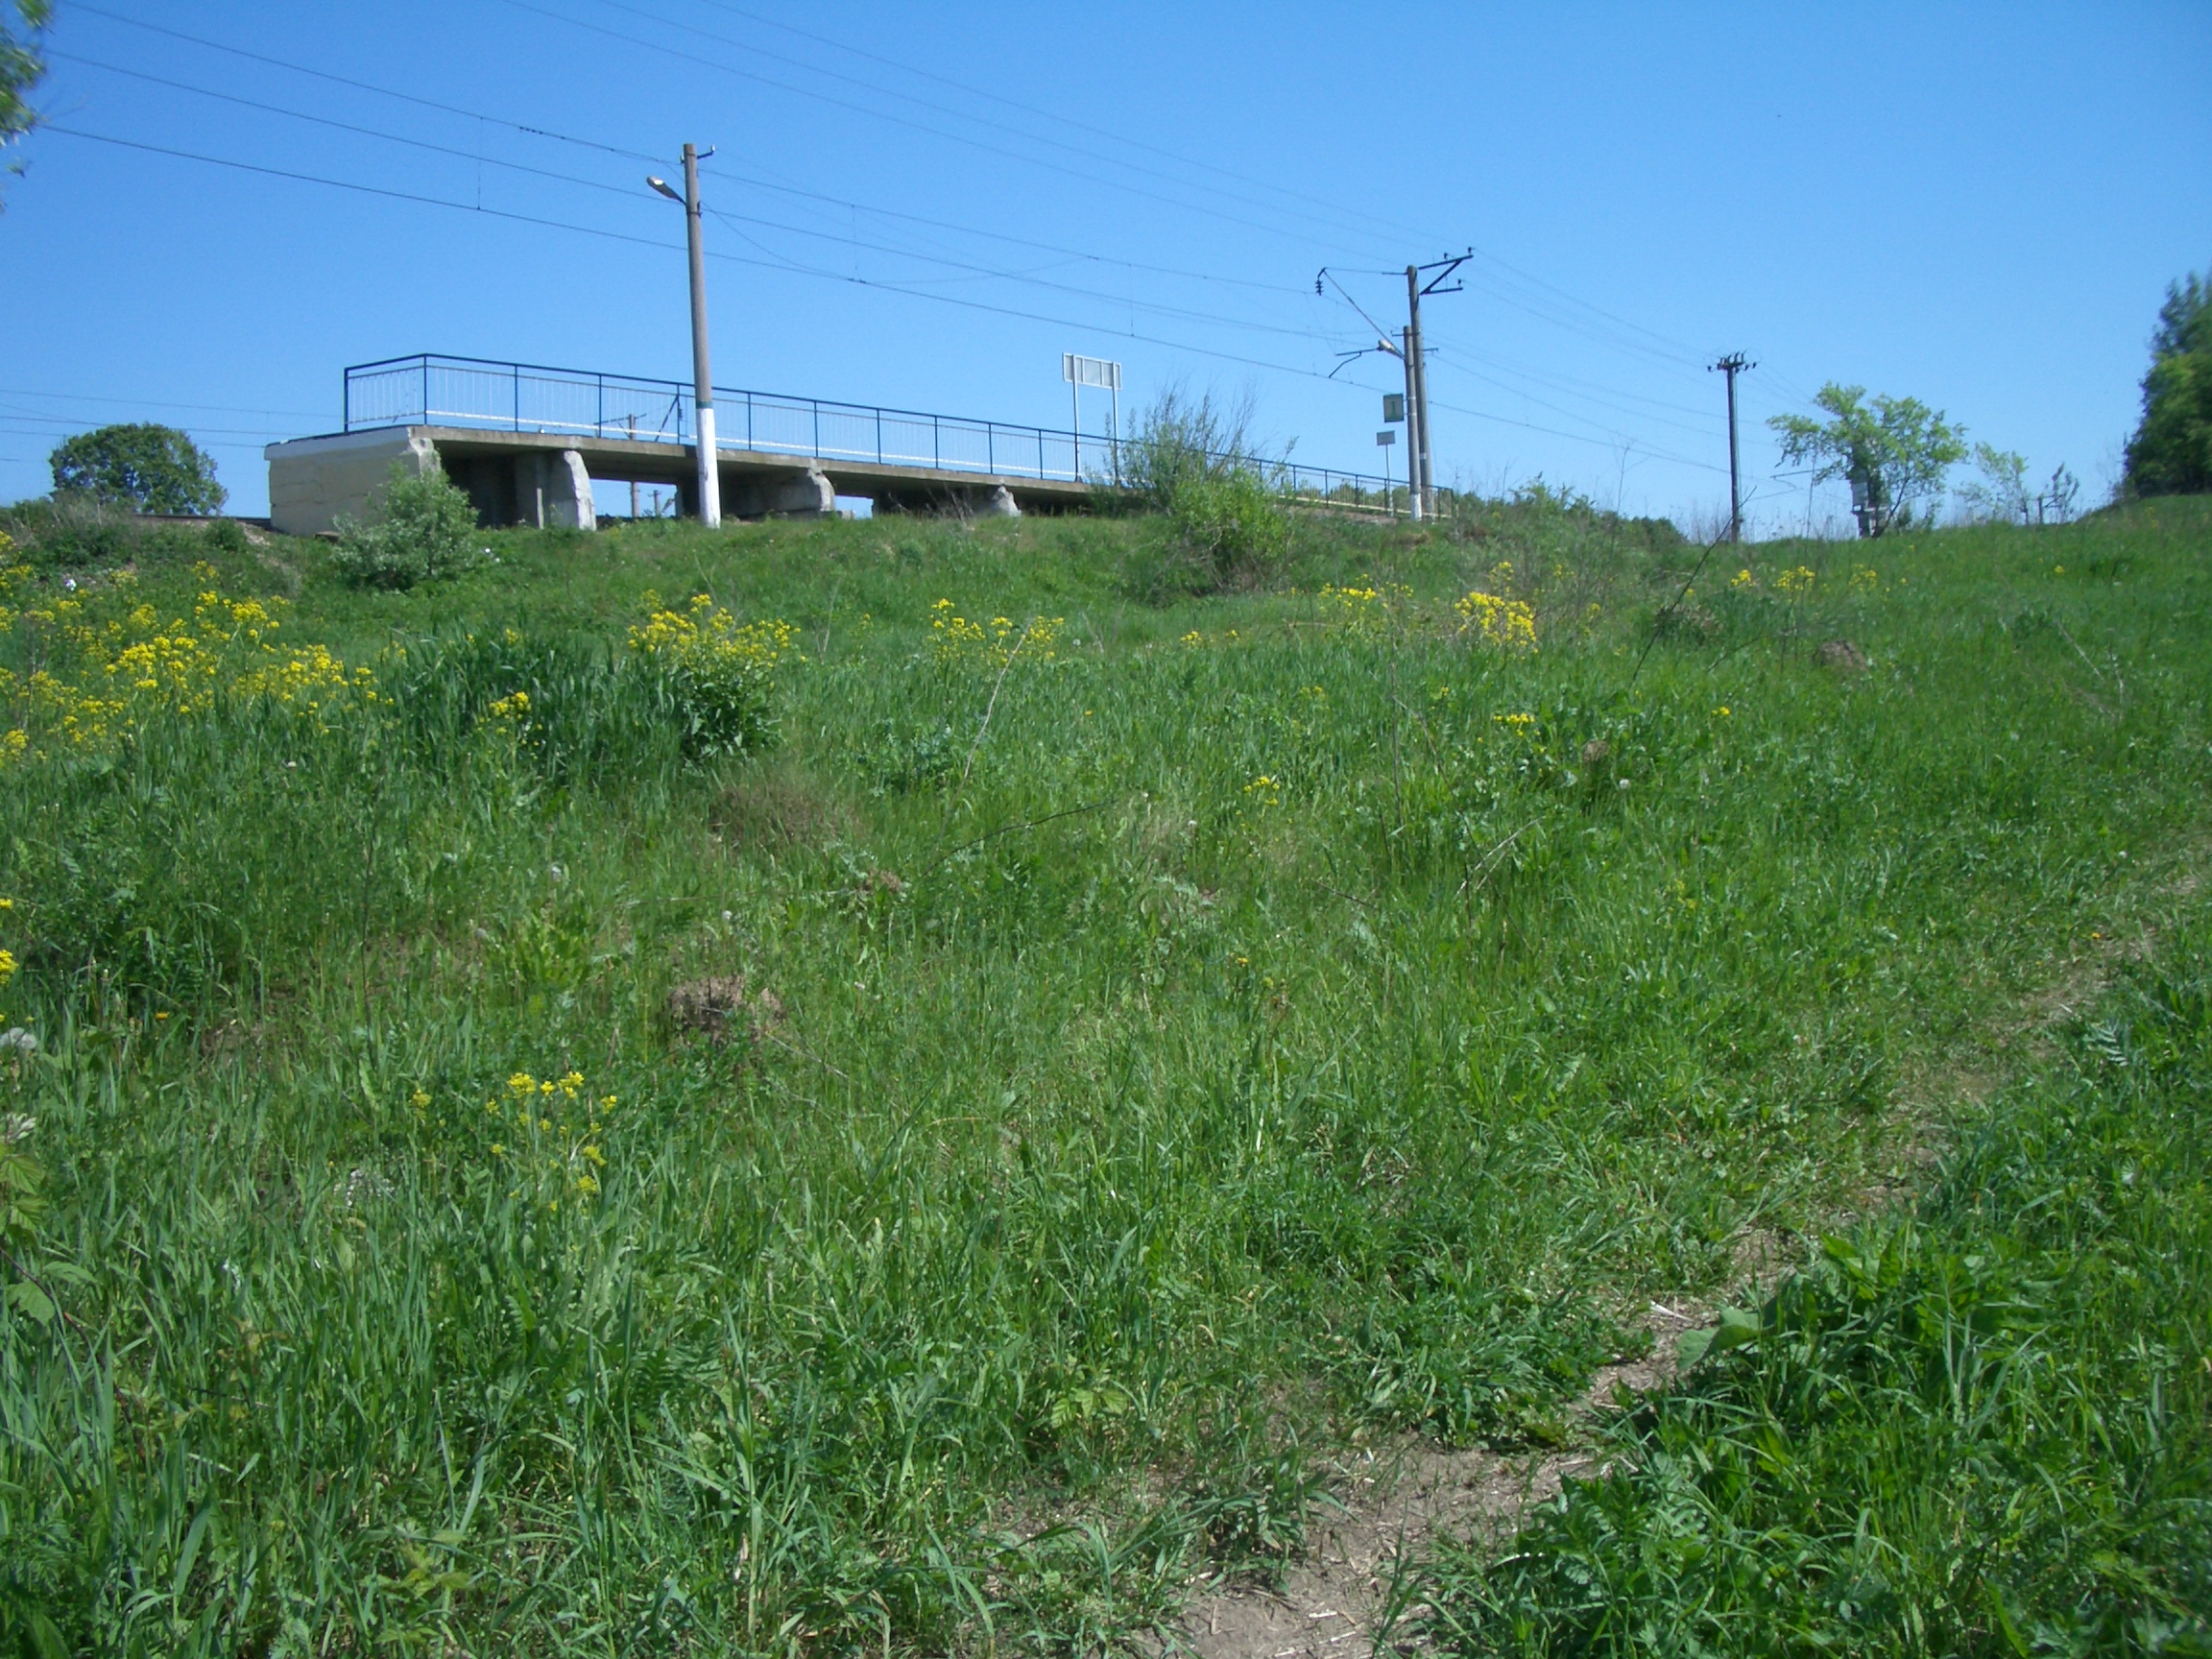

341,353,1398,508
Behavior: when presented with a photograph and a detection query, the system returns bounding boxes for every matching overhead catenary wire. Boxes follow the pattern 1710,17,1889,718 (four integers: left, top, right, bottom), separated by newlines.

42,15,1778,481
680,0,1433,252
553,0,1424,260
487,0,1412,268
48,46,1403,372
51,13,1785,455
41,125,1733,475
62,1,1357,308
48,50,665,205
67,0,661,163
51,51,1361,351
0,387,328,421
659,0,1766,392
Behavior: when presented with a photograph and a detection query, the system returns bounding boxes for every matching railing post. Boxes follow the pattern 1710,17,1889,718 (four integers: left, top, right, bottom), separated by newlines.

932,415,940,470
877,408,883,466
813,400,821,460
512,364,520,432
988,424,995,475
421,357,429,425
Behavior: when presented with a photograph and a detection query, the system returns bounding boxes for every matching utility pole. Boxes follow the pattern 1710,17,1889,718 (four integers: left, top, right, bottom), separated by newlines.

1406,254,1469,518
1405,271,1429,518
1710,352,1753,542
1314,253,1467,521
1400,323,1423,521
649,146,720,526
682,144,720,528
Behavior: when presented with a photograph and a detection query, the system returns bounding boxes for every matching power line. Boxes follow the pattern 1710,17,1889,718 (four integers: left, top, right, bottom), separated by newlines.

49,51,652,204
64,3,1754,445
52,47,1368,357
61,3,1349,306
702,206,1358,348
1427,352,1718,447
488,0,1405,267
66,0,661,163
36,127,1730,476
0,387,327,420
0,415,297,441
51,43,1376,359
67,0,1753,448
564,0,1417,260
699,162,1310,301
681,0,1429,252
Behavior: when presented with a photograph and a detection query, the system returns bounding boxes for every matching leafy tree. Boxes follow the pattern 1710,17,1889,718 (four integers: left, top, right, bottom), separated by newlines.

49,422,227,515
1,0,49,196
2123,268,2212,497
332,462,483,590
1960,443,2031,524
1769,383,1966,538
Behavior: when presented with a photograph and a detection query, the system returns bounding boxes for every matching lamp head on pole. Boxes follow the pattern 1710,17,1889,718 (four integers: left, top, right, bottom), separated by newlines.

646,177,683,203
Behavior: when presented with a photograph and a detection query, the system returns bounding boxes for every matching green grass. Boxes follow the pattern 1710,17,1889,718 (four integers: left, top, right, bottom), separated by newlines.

0,493,2206,1655
1406,914,2212,1655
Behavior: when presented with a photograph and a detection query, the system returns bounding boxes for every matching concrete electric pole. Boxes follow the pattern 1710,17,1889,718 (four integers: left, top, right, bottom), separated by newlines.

1405,255,1470,519
1405,272,1429,519
649,144,720,527
1314,255,1467,522
1710,352,1754,543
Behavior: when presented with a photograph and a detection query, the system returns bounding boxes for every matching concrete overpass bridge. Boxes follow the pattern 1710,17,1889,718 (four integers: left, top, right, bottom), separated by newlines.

265,353,1400,536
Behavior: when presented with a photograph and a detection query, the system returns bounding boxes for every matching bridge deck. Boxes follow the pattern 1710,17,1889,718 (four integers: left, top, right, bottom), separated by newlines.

265,423,1091,535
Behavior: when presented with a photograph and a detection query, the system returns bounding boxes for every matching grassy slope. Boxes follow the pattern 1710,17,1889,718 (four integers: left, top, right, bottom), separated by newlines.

0,496,2205,1654
1410,914,2212,1656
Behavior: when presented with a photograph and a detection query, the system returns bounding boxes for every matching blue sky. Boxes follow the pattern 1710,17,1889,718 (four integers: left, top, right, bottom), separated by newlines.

2,1,2206,533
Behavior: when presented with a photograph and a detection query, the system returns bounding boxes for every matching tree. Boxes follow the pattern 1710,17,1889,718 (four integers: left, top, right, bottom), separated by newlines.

2123,268,2212,498
1768,383,1967,538
1,0,50,197
49,423,228,515
1960,443,2031,524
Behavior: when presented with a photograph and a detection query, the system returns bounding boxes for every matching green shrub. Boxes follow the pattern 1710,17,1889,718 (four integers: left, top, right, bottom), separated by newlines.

0,493,133,569
1115,385,1260,509
1167,470,1287,587
332,463,482,590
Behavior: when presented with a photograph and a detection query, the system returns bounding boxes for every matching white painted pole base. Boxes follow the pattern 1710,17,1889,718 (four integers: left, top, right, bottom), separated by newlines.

695,403,722,527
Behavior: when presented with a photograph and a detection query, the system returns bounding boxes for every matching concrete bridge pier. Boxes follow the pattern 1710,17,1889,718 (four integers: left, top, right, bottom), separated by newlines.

721,462,833,519
516,450,596,531
869,481,1022,517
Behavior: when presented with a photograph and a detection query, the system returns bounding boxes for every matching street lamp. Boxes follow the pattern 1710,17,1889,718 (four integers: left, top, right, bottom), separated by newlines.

647,144,720,527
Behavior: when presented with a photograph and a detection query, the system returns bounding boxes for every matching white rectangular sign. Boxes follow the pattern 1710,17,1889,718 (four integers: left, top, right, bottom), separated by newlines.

1062,353,1122,392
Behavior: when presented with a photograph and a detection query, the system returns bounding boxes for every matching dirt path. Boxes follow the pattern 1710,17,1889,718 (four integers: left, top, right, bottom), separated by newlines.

1168,1303,1700,1659
1166,839,2207,1658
